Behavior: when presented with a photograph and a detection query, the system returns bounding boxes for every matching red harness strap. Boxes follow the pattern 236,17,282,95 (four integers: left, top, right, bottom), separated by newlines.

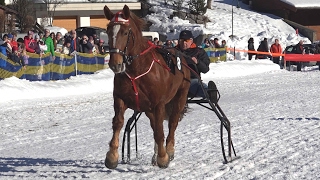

125,52,170,111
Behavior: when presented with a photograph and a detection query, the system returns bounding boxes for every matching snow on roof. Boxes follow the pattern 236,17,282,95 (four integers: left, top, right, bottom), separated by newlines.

34,0,139,3
280,0,320,8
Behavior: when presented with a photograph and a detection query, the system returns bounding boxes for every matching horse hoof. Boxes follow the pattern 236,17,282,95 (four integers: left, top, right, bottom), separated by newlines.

157,153,170,168
105,157,118,169
169,154,174,161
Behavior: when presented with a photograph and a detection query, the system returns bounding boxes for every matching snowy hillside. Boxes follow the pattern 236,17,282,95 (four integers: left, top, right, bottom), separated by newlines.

146,0,311,60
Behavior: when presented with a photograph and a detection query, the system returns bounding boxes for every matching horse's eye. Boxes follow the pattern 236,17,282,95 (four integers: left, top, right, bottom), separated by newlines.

124,32,128,36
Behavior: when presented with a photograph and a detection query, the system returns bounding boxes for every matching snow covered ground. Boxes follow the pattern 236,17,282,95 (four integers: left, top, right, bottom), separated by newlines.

1,60,320,179
1,0,320,179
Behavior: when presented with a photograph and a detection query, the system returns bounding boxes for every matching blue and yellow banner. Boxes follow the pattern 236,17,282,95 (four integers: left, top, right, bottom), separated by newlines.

1,47,225,81
204,47,227,62
0,52,108,81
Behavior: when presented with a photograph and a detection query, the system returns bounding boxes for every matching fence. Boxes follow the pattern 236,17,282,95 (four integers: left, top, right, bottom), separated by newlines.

204,47,227,62
0,52,109,81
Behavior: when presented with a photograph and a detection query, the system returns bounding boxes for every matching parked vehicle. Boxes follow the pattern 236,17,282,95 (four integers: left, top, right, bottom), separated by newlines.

282,43,317,71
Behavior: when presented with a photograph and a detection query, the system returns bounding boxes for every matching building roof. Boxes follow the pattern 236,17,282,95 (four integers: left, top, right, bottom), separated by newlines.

0,5,18,14
34,0,139,3
280,0,320,9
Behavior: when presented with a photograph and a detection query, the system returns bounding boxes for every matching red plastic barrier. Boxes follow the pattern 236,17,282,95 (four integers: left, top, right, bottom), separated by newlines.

284,54,320,62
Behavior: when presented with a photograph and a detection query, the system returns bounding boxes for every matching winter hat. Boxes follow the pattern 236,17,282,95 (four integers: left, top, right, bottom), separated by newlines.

99,39,104,43
179,30,193,40
7,34,13,39
28,31,34,35
17,38,24,43
65,37,71,44
34,34,40,39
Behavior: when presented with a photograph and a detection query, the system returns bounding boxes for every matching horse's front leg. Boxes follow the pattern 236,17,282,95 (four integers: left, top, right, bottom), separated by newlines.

153,103,170,168
105,96,127,169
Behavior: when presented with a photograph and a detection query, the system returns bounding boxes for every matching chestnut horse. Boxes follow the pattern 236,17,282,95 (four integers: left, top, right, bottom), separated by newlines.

103,5,191,169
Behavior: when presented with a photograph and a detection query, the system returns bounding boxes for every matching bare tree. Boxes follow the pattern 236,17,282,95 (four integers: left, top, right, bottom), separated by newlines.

43,0,65,26
0,13,4,32
11,0,35,33
207,0,212,9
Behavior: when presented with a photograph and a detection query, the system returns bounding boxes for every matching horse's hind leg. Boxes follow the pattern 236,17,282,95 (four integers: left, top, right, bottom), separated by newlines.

105,97,126,169
166,89,189,161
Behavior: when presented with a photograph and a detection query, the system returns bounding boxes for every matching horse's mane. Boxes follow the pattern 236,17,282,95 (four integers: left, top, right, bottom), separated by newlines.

128,12,149,50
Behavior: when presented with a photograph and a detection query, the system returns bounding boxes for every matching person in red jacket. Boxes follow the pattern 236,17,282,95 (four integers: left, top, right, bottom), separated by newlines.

24,31,37,53
270,39,283,65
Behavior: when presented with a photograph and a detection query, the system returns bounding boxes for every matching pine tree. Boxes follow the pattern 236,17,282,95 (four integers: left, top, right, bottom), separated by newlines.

188,0,207,15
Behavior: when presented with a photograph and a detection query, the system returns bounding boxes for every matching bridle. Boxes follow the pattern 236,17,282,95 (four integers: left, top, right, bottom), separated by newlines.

108,24,136,65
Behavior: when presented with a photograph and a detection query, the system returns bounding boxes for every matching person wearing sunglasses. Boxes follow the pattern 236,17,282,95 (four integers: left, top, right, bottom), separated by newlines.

176,30,218,103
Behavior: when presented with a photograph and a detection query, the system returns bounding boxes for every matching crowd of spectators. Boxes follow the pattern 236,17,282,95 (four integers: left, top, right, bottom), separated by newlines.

201,38,226,49
0,29,107,68
153,37,227,49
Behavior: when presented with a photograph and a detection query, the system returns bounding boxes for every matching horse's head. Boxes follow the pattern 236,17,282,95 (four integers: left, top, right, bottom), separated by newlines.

104,5,144,73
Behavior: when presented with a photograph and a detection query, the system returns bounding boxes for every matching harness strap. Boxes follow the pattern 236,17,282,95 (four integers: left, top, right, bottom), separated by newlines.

125,52,170,111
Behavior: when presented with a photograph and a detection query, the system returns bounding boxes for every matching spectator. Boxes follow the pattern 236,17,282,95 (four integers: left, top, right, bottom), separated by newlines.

175,30,217,102
43,29,55,58
157,40,163,46
2,34,12,54
201,38,210,48
248,37,256,60
8,34,17,51
49,32,57,51
213,38,221,48
92,33,100,45
173,39,178,47
55,32,64,52
10,32,18,49
24,31,37,53
89,37,99,54
38,39,48,54
80,35,93,53
294,40,304,54
10,46,26,69
97,39,106,55
257,38,270,59
17,38,24,47
33,34,41,54
56,32,64,45
70,29,81,53
34,34,40,43
16,39,28,65
270,39,283,65
61,38,72,55
0,38,7,57
221,40,227,47
164,40,174,47
153,37,159,45
38,32,44,40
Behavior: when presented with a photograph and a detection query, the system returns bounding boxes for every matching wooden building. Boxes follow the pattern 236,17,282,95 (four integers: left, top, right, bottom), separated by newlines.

0,5,17,33
249,0,320,41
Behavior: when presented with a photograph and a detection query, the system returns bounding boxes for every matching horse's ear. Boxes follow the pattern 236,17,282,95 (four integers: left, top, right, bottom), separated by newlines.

104,5,114,21
122,5,130,20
